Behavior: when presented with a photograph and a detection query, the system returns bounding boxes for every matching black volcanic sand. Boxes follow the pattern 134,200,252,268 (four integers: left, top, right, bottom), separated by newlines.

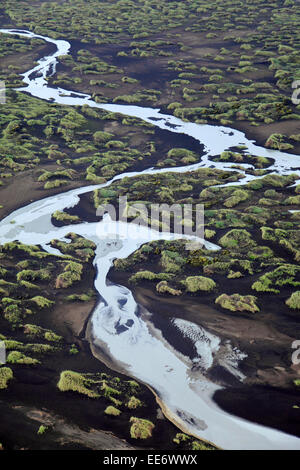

0,400,136,450
213,385,300,438
108,269,300,439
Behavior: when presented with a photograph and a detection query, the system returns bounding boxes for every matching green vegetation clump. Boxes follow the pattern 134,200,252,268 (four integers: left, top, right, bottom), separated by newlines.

261,227,299,261
129,417,155,440
24,324,62,342
30,296,54,309
173,433,190,444
44,331,62,343
65,291,95,302
93,131,114,144
265,134,294,151
219,229,256,250
4,304,23,328
224,189,249,208
104,405,121,416
52,211,80,223
129,270,157,283
101,381,121,398
37,425,48,435
126,396,143,409
0,367,13,390
252,265,300,294
260,174,298,188
57,370,99,398
44,179,69,190
286,291,300,310
215,293,259,313
191,441,214,450
129,270,172,284
156,281,182,296
161,250,186,273
173,432,214,450
51,234,96,261
167,148,197,164
69,344,79,355
183,276,216,293
17,268,51,282
55,261,83,288
205,229,216,239
7,351,40,365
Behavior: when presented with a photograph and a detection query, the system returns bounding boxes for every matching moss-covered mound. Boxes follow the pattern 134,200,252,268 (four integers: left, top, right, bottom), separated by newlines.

7,350,40,365
0,367,13,390
126,396,143,410
57,370,100,398
252,265,300,294
183,276,216,293
104,405,121,416
129,417,155,440
215,293,259,313
219,229,256,250
156,281,182,296
286,291,300,310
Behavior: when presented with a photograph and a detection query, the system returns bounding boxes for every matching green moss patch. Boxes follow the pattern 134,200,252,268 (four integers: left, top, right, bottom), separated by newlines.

252,265,300,294
215,293,259,313
0,367,13,390
57,370,100,398
129,417,155,440
286,291,300,310
183,276,216,293
7,350,40,365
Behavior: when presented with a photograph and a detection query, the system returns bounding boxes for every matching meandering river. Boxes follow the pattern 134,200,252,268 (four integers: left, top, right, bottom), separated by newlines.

0,28,300,450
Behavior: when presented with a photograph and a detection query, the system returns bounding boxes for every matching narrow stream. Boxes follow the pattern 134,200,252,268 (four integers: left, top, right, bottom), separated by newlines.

0,28,299,449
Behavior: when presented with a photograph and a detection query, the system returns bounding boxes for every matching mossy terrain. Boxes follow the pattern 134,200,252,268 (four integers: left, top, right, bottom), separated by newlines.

0,367,13,389
0,0,299,450
0,235,97,328
104,169,299,317
1,0,300,152
129,416,155,440
215,293,259,314
286,291,300,310
0,89,205,215
0,33,53,88
85,169,299,224
0,238,215,450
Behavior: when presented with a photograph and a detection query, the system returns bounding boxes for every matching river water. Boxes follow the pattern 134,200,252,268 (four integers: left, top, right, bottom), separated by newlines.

0,28,299,449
